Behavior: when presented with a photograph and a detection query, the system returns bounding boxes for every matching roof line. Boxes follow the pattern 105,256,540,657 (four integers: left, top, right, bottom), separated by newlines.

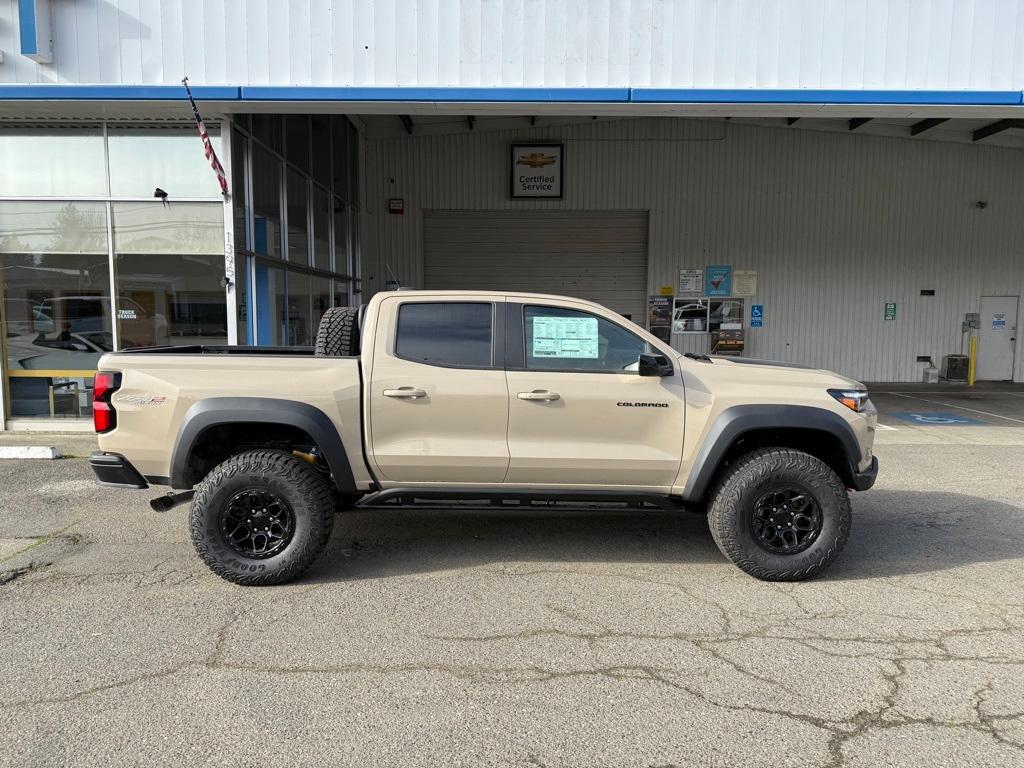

0,85,1021,107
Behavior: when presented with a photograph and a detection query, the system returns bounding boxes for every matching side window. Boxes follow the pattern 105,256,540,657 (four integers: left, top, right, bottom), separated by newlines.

524,305,647,372
395,302,493,367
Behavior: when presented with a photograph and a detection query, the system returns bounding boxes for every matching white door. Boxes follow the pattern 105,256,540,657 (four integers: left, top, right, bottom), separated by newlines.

423,210,648,321
977,296,1018,381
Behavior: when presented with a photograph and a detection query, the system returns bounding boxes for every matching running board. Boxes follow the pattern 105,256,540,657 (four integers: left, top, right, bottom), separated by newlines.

356,487,685,511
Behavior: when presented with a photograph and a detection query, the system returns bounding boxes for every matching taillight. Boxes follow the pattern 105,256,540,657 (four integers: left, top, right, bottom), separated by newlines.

93,372,121,433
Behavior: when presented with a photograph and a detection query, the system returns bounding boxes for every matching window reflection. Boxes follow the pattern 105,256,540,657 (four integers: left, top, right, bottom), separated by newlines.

1,201,110,418
107,127,222,198
0,129,106,197
112,203,226,347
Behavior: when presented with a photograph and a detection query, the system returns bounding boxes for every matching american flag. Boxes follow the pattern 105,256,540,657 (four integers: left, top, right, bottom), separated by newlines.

182,77,228,197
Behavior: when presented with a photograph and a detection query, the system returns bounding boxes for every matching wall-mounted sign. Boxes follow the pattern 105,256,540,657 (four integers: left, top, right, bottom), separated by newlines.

992,313,1007,329
388,198,404,214
733,270,757,296
648,295,672,342
750,304,764,328
706,265,733,297
884,302,897,321
510,143,563,198
679,269,703,297
658,285,674,296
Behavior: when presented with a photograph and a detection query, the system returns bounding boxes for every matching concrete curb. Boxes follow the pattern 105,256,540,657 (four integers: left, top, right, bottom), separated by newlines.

0,446,62,460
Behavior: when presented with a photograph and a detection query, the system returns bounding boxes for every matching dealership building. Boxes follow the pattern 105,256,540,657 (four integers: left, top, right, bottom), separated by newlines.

1,0,1023,429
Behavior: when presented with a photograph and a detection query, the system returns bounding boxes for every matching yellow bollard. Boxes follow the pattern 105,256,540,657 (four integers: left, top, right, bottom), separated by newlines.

968,335,977,386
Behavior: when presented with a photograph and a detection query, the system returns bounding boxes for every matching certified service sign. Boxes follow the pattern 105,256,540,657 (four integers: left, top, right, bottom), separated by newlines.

510,143,563,198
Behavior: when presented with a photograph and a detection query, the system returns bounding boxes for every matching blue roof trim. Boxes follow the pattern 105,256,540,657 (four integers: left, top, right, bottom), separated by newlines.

18,0,38,56
0,84,1021,107
240,86,632,102
0,85,241,100
631,88,1023,105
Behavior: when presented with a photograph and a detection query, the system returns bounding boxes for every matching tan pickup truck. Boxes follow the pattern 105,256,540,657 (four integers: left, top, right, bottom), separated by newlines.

89,290,878,586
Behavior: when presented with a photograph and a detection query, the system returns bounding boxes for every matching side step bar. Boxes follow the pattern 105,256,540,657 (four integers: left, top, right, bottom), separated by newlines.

356,487,686,511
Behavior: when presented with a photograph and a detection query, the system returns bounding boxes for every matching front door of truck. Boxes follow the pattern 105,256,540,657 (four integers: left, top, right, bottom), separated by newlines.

367,296,510,484
504,302,686,490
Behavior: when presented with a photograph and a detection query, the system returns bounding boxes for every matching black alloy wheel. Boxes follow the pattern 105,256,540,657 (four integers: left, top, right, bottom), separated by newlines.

220,488,296,559
750,486,823,555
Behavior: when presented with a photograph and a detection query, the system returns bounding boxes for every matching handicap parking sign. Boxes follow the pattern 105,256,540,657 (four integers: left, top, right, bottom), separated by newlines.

750,304,764,328
891,411,985,426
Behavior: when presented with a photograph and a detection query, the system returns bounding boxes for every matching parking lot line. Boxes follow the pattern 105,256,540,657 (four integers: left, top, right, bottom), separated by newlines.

880,392,1024,424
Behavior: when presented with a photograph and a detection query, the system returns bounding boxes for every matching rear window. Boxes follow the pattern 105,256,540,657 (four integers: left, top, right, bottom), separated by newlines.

395,302,493,367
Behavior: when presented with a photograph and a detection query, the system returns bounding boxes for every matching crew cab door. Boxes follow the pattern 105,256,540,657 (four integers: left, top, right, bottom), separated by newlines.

504,302,685,490
366,296,509,484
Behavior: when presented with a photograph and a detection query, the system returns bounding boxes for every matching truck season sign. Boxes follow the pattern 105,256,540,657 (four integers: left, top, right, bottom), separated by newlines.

510,143,563,198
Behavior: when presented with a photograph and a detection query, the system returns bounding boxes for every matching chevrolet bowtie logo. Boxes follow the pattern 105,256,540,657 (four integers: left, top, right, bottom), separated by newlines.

517,152,557,168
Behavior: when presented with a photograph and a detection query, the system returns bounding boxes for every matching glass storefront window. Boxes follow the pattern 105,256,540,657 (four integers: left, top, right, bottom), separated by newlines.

112,203,226,348
252,146,283,258
333,200,349,276
286,169,309,263
0,129,107,197
107,127,223,198
312,277,332,333
312,187,331,272
1,201,110,418
286,271,313,346
231,129,250,251
253,263,286,346
331,117,351,202
311,116,331,188
285,115,310,174
333,280,351,309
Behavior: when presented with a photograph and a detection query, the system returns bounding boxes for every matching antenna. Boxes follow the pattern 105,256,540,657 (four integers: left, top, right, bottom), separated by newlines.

385,264,401,291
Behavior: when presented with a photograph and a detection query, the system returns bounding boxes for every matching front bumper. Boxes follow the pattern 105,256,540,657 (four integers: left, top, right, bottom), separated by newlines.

90,452,148,489
850,455,879,491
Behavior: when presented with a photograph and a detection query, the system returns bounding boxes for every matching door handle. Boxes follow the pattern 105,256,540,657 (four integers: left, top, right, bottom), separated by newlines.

517,390,560,401
383,387,427,399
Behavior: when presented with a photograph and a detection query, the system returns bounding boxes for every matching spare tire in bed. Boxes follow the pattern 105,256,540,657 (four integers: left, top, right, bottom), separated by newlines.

314,307,360,357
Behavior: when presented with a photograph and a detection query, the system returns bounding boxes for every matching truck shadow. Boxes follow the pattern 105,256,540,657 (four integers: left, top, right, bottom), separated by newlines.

306,490,1024,583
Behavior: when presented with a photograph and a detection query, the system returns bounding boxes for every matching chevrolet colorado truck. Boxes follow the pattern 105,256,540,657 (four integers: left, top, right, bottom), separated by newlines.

89,290,878,586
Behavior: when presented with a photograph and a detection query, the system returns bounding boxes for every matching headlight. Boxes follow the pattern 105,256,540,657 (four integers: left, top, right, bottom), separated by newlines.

828,388,870,413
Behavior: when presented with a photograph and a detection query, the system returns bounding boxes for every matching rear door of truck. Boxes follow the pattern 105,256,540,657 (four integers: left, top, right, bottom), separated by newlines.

365,295,509,484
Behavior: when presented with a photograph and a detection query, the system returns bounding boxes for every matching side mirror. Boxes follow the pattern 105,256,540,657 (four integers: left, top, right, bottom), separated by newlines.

638,353,674,377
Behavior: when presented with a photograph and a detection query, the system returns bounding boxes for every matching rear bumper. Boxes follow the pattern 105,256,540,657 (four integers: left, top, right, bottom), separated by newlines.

90,452,148,489
850,455,879,491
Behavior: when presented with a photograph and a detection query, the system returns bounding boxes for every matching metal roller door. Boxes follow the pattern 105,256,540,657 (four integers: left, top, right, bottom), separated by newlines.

423,210,648,321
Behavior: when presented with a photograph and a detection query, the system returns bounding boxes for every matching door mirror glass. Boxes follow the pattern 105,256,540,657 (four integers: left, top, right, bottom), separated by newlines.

638,353,673,377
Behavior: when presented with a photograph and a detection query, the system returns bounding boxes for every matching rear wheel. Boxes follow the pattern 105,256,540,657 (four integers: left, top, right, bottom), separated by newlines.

189,449,335,586
315,307,360,357
707,448,851,581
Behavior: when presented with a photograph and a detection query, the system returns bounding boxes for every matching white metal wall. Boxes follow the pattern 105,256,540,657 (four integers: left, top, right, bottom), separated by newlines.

365,117,1024,383
3,0,1024,90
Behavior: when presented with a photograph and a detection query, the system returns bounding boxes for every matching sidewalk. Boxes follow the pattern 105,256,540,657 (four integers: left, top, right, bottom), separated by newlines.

0,431,98,458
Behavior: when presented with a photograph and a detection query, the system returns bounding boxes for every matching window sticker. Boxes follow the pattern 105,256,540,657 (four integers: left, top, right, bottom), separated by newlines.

532,316,599,358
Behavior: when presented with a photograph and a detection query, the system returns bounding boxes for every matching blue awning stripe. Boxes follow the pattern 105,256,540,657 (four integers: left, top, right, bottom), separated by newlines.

0,84,1021,107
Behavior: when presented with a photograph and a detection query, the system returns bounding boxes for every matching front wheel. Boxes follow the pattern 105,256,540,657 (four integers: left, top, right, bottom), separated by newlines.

189,449,335,586
708,448,851,581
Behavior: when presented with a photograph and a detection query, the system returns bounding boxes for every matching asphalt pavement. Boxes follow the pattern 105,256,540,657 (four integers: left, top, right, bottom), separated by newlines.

1,386,1023,767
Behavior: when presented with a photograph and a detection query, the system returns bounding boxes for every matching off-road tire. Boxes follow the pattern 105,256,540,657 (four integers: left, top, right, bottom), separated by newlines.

189,449,335,586
315,307,360,357
707,448,851,581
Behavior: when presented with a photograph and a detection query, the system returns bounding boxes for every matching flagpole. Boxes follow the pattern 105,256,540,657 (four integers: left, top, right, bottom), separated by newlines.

183,76,229,198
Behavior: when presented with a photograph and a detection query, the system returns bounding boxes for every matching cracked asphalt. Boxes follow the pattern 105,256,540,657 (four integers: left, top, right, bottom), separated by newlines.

1,386,1023,767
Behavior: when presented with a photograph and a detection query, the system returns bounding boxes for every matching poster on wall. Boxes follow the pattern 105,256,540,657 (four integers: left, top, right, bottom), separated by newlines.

510,143,563,198
733,270,757,296
648,295,672,342
705,265,733,296
678,269,703,297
